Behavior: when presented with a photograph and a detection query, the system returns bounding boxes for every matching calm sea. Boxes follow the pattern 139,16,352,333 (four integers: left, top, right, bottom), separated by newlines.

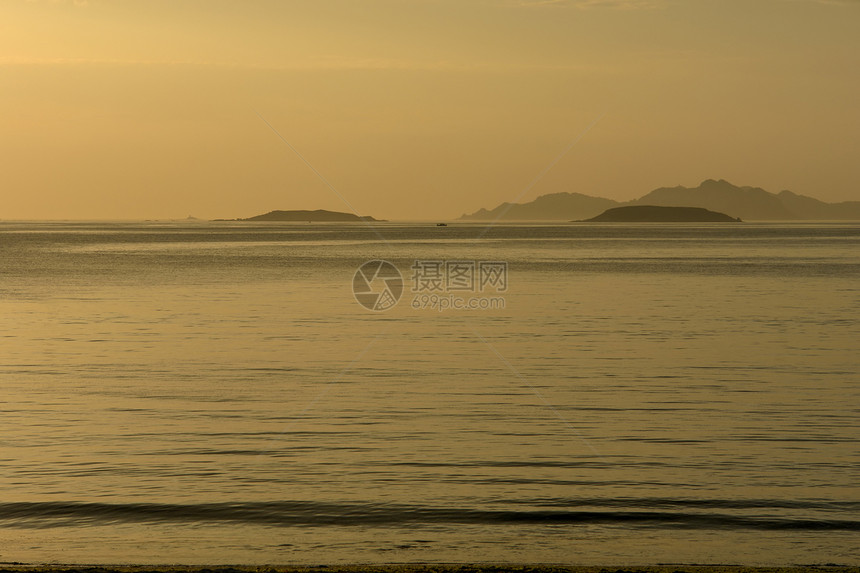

0,221,858,565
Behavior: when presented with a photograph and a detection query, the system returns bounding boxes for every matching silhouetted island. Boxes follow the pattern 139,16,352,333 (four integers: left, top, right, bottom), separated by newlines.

218,209,383,222
582,205,742,222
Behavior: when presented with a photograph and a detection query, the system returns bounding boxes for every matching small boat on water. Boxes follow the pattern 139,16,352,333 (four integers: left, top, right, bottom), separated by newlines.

436,222,448,227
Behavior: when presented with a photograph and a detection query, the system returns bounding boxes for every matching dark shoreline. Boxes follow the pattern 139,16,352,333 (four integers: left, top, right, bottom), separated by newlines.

2,566,858,573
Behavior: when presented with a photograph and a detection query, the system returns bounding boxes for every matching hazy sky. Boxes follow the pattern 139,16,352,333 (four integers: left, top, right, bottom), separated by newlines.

2,0,858,220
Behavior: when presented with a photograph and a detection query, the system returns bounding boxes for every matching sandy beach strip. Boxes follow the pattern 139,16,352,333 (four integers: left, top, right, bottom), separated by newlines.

0,565,857,573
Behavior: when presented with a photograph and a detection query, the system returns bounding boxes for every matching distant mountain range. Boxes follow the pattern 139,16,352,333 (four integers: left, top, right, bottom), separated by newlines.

461,192,618,223
458,179,860,221
219,209,382,222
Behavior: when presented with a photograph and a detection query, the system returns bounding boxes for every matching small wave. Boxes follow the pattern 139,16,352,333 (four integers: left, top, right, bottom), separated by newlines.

506,497,860,511
1,500,857,531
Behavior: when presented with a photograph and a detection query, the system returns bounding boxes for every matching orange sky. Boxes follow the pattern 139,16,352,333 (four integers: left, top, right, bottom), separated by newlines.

2,0,858,220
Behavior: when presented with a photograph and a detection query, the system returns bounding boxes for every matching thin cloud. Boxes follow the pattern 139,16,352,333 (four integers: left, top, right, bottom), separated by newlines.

518,0,667,8
0,55,609,73
778,0,859,5
523,0,856,5
806,0,860,5
25,0,89,6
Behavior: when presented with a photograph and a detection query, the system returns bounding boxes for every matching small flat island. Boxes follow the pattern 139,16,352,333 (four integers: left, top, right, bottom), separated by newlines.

217,209,383,222
581,205,742,222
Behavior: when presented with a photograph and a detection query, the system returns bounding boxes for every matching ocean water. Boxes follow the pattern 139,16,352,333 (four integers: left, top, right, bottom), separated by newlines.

0,221,858,565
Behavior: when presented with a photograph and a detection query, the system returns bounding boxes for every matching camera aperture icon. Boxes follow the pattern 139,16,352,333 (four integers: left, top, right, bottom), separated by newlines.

352,260,403,311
